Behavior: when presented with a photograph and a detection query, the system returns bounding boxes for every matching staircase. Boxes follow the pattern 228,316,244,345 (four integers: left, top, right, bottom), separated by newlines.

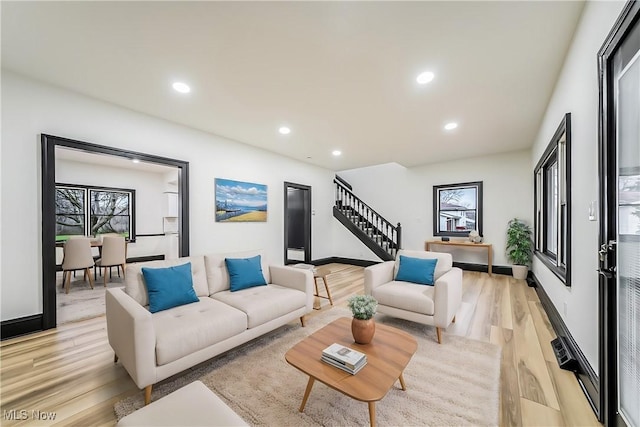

333,176,401,261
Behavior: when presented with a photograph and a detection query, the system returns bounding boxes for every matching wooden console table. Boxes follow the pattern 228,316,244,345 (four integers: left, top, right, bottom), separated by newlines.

425,240,493,276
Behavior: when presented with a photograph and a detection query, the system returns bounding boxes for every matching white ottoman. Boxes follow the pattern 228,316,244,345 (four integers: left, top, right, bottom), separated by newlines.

117,381,248,426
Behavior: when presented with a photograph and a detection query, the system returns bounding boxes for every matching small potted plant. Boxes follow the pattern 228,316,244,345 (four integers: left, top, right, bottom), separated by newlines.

506,218,533,280
347,295,378,344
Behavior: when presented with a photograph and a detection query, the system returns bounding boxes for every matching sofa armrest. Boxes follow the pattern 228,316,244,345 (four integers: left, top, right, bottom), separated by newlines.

364,261,395,295
268,265,314,312
433,267,463,328
106,288,157,389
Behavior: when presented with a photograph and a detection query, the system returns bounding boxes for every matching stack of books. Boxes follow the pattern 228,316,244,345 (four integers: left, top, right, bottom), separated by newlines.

321,343,367,375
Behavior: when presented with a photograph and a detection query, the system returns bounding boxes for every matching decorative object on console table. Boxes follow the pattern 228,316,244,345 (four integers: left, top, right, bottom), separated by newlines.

505,218,533,280
347,295,377,344
468,230,483,243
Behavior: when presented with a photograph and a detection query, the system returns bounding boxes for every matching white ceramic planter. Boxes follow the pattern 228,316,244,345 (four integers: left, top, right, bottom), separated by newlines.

512,265,528,280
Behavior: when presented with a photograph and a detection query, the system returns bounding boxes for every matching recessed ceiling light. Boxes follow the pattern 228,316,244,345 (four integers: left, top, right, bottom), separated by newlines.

444,122,458,131
172,82,191,93
416,71,435,85
332,150,342,156
132,159,140,164
278,126,291,135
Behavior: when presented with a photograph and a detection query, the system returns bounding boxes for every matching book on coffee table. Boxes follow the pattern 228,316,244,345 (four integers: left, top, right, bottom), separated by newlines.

321,354,367,375
322,343,367,370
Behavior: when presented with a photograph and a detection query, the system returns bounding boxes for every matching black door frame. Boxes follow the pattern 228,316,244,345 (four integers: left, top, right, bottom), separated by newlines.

597,2,640,425
283,182,311,264
41,134,190,331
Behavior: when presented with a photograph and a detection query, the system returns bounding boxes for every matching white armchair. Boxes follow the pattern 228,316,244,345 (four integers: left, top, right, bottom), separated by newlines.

364,249,462,343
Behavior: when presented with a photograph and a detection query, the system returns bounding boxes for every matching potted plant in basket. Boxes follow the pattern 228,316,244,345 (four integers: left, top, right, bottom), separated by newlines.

506,218,533,280
347,295,378,344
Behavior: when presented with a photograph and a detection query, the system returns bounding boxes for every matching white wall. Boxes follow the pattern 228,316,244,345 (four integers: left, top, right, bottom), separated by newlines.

1,71,335,321
530,0,626,374
336,150,533,266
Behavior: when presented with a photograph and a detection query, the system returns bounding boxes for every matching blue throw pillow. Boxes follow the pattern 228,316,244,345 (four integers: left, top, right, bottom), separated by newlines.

141,262,199,313
225,255,267,292
395,255,438,286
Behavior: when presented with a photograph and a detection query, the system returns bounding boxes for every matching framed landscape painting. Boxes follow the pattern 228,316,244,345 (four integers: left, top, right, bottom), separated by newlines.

215,178,268,222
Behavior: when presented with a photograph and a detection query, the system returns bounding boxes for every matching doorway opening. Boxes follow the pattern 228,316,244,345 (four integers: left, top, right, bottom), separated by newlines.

41,134,190,331
284,182,311,264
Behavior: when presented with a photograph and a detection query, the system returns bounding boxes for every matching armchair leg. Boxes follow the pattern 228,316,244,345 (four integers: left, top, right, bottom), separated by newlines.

452,315,456,323
300,316,306,327
436,327,442,344
144,385,153,405
114,353,118,363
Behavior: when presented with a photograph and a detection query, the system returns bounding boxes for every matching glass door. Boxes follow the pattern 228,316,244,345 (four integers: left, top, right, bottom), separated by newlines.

615,37,640,427
599,3,640,426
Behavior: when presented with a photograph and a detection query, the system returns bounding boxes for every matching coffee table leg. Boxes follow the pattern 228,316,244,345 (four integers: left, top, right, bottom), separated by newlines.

299,377,315,412
368,402,376,427
398,373,406,391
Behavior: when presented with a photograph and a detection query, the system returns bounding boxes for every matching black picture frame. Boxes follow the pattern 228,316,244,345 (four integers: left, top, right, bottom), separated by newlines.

433,181,483,237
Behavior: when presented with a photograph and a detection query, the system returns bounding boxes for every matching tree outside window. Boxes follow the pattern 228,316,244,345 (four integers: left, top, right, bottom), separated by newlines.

55,187,85,240
90,190,131,237
55,184,135,241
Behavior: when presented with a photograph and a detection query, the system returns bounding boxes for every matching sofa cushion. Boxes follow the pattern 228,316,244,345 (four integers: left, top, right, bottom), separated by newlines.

153,298,248,366
126,256,209,306
394,250,452,281
225,255,267,291
211,284,305,329
142,262,199,313
205,250,271,295
372,280,435,315
395,255,438,285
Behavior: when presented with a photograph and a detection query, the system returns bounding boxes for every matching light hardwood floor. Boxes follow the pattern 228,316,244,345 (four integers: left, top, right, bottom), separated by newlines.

0,264,600,426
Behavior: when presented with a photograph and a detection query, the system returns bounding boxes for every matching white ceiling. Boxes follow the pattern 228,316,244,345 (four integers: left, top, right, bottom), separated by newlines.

2,1,585,171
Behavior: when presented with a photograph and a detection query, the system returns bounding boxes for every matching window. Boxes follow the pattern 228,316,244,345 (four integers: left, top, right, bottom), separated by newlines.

55,186,86,239
55,184,135,241
433,181,483,237
534,113,571,285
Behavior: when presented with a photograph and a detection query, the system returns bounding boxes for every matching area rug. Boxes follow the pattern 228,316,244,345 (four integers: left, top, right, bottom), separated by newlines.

56,275,124,325
115,307,501,426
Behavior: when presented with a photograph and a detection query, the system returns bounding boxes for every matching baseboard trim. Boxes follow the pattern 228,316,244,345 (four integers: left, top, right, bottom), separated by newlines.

1,314,43,340
532,273,600,418
308,258,514,272
310,257,379,267
452,261,513,276
126,255,165,264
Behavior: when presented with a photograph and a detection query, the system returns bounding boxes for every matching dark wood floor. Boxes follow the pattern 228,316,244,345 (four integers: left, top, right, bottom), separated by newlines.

0,264,600,426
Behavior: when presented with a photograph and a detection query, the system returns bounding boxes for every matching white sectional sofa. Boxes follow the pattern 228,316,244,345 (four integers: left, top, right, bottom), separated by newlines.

106,251,314,404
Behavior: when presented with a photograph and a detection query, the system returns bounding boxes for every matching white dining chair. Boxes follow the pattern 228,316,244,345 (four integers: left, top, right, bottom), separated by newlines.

95,236,127,286
61,237,95,293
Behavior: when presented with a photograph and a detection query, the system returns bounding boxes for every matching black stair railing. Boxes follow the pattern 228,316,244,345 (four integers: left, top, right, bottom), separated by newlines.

333,177,401,261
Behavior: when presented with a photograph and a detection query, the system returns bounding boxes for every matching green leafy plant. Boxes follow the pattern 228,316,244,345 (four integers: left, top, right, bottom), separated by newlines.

506,218,533,266
347,295,378,320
